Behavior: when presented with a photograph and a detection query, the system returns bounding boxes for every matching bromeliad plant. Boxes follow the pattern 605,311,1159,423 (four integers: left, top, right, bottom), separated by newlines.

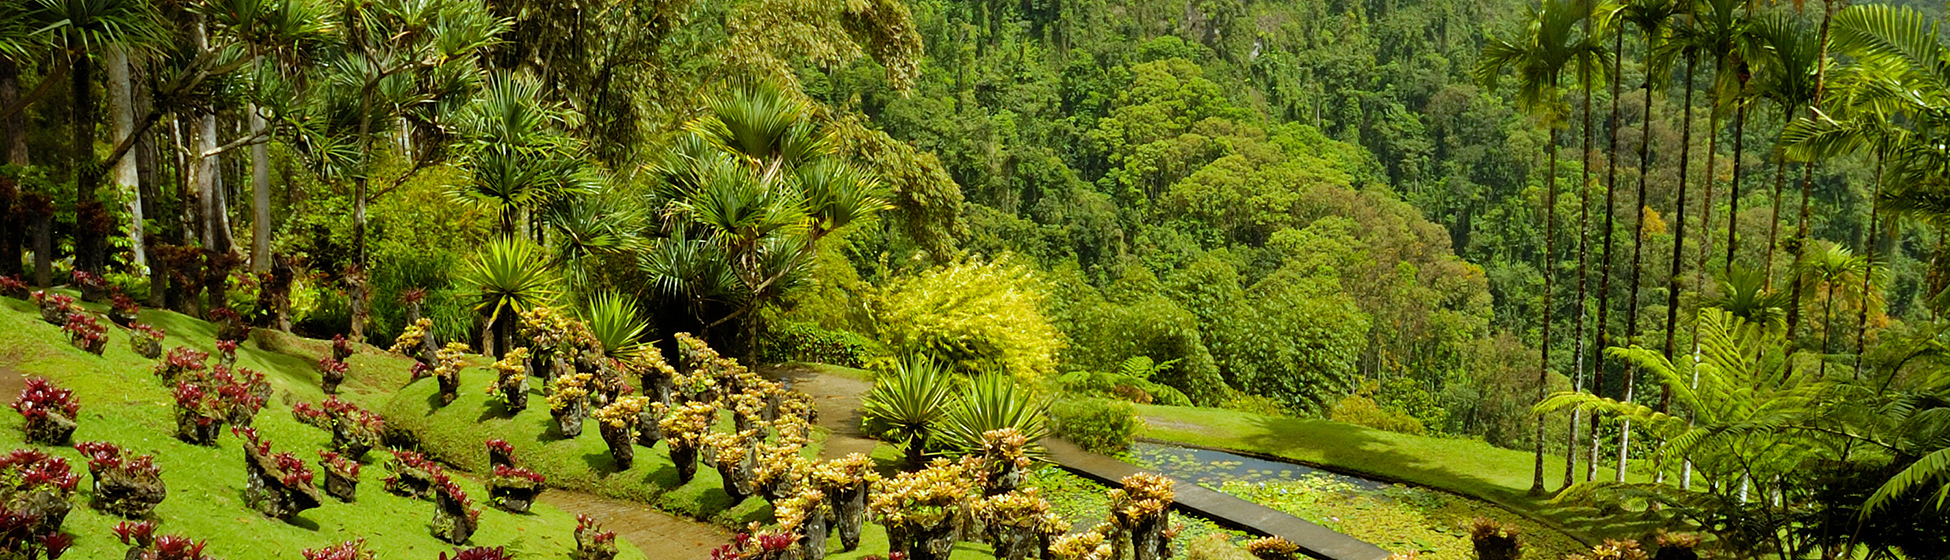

548,373,595,438
971,428,1034,497
210,308,250,343
486,465,545,513
129,324,164,359
1048,525,1115,560
427,473,481,544
485,439,517,469
31,291,74,325
125,533,211,560
773,488,832,560
971,488,1065,560
863,355,959,467
572,514,618,560
433,342,472,406
810,453,877,552
62,312,107,355
293,397,386,460
705,430,761,503
109,293,140,327
302,539,376,560
317,451,361,503
656,401,717,483
593,397,649,471
213,340,238,368
870,458,974,560
318,357,349,395
0,449,80,537
385,450,443,500
1108,473,1176,560
73,442,165,518
441,547,514,560
235,427,322,522
171,381,226,445
391,318,437,364
153,347,208,385
486,348,530,412
1246,537,1302,560
0,276,25,299
13,378,80,445
332,334,355,361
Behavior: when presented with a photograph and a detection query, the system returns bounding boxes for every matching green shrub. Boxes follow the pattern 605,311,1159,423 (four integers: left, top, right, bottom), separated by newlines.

1222,392,1291,417
1051,398,1139,454
759,322,882,368
1328,393,1425,435
869,255,1065,381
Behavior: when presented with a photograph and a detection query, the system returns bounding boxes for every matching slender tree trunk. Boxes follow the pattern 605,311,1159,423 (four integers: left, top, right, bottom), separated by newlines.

1795,0,1842,347
1586,26,1628,485
1657,55,1711,483
1565,55,1599,490
1621,73,1656,485
108,47,145,269
194,112,219,249
1726,101,1746,270
72,50,99,275
1854,156,1882,379
251,104,270,273
1820,282,1836,378
0,57,23,278
1533,127,1560,497
1764,108,1793,286
349,91,373,342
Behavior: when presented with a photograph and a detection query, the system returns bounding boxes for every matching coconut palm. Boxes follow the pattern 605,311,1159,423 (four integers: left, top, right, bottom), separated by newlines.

1476,0,1607,494
461,237,560,358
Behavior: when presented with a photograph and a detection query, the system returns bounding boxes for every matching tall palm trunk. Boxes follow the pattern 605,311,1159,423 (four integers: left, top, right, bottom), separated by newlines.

1620,67,1657,485
1565,53,1599,491
1586,25,1627,485
1533,126,1561,497
1853,156,1882,379
251,104,270,273
71,47,99,275
1792,0,1844,352
1725,100,1746,270
1764,110,1789,286
1655,54,1711,483
0,57,24,278
108,48,144,269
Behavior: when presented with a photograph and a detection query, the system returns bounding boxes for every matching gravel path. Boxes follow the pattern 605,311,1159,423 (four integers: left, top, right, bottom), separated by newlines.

761,364,879,460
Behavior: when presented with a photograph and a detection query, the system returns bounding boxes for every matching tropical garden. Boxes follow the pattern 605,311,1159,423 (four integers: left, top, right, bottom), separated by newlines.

0,0,1947,558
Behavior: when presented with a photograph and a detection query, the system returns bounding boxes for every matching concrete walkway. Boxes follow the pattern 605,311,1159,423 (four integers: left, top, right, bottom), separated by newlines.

1043,438,1394,560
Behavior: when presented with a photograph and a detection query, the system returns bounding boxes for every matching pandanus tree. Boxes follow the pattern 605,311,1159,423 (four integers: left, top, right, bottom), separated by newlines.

450,71,600,238
285,0,507,341
1475,0,1606,495
461,238,559,358
642,82,889,359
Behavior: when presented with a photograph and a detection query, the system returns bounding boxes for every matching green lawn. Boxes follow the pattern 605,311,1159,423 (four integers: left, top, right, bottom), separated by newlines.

1136,404,1664,543
0,295,647,560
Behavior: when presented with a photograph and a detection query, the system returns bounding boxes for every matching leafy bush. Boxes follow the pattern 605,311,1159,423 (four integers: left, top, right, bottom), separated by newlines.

759,322,883,368
869,255,1065,381
1051,398,1139,454
1047,265,1228,405
1057,356,1193,406
1329,393,1425,435
937,374,1050,455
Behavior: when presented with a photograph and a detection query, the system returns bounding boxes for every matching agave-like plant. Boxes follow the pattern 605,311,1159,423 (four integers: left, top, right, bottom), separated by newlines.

938,373,1051,457
461,238,559,357
862,355,959,468
580,292,649,359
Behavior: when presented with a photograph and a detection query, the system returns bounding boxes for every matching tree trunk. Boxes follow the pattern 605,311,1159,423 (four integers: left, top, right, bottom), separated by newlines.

1657,54,1703,484
1532,127,1558,497
1853,156,1882,379
108,47,145,269
0,57,22,278
1764,125,1788,286
1620,67,1659,486
1564,51,1597,491
1726,101,1746,271
1585,24,1627,485
72,50,99,274
251,104,270,273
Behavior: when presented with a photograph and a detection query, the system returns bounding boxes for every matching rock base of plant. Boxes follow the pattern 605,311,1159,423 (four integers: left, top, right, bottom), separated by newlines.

428,494,477,544
387,468,434,500
488,483,542,513
670,445,698,483
90,472,167,518
175,413,223,446
323,471,358,503
23,414,77,445
132,338,161,359
553,405,587,438
889,519,959,560
601,425,635,471
242,448,323,522
833,485,867,552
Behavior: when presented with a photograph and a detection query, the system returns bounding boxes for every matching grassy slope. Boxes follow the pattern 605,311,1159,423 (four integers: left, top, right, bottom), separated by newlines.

0,296,647,560
1136,404,1657,541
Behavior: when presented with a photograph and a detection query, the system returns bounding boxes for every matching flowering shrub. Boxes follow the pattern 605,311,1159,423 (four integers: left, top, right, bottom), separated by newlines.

235,426,322,521
332,334,355,361
153,347,209,384
130,323,165,359
302,539,376,560
487,348,530,411
575,514,619,560
73,441,165,517
12,377,80,445
710,529,797,560
973,489,1065,560
62,312,107,355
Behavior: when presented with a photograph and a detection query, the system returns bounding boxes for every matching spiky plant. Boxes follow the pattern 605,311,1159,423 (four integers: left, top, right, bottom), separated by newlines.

580,292,649,359
938,374,1050,457
862,355,959,467
460,237,559,357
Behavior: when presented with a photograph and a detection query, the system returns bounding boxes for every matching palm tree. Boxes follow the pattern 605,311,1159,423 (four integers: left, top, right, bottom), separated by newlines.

1789,242,1876,378
27,0,161,277
461,237,560,358
1565,0,1617,489
452,71,600,237
1748,14,1819,287
1476,0,1606,494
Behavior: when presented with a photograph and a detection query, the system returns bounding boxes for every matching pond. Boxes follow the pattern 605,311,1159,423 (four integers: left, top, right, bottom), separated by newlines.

1125,441,1391,491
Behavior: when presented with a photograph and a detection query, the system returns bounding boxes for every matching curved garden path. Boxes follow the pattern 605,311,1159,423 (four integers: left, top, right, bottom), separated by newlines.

761,364,1394,560
536,488,729,559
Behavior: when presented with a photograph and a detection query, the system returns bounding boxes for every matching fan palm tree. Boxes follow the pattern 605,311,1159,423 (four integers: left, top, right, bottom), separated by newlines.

452,71,601,237
1476,0,1607,494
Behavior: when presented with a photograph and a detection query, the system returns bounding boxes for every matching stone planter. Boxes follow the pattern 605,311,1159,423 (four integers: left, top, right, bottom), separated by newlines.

323,367,345,396
73,335,106,355
1128,510,1172,560
552,401,587,439
428,490,477,544
9,488,70,536
669,444,699,484
714,449,755,503
131,336,161,359
216,321,251,344
174,412,223,446
498,376,528,413
386,467,434,499
830,482,868,552
38,301,66,325
227,403,258,430
634,410,662,447
22,412,77,445
889,518,960,560
90,470,166,518
108,308,138,328
322,469,358,503
242,447,323,522
798,509,831,560
436,374,459,406
488,481,543,514
599,423,635,471
331,426,376,460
